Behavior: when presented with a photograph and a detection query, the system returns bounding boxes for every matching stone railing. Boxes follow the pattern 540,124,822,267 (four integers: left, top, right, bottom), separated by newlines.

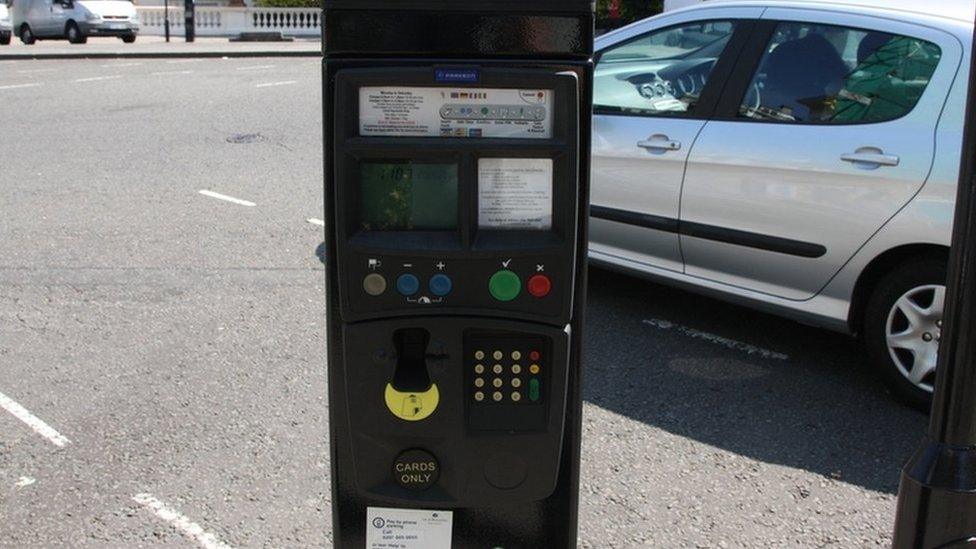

136,6,321,37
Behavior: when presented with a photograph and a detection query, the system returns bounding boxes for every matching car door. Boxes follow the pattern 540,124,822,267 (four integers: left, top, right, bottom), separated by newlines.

590,8,761,273
678,9,961,300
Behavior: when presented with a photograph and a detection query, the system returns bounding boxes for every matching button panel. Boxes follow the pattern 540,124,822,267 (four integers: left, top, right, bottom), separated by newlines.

467,340,546,408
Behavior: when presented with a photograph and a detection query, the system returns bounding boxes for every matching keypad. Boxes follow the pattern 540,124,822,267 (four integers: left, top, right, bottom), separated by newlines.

467,339,545,406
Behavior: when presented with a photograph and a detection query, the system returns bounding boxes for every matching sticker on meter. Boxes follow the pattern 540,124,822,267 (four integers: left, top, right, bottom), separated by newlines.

366,507,453,549
359,87,553,139
478,158,553,230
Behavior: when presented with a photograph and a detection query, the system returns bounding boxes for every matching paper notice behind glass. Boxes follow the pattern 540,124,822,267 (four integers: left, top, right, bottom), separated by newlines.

360,87,553,139
478,158,553,230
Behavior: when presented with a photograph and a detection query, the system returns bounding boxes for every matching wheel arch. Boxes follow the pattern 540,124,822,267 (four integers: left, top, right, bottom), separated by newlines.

848,243,950,335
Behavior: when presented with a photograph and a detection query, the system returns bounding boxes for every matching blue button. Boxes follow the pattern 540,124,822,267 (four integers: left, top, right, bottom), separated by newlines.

396,274,420,296
429,274,453,297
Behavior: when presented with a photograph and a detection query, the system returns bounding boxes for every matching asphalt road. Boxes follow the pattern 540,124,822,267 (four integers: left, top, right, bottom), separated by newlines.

0,57,929,548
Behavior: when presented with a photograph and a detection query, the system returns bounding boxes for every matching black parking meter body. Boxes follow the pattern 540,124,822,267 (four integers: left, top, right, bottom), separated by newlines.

322,2,593,547
183,0,194,42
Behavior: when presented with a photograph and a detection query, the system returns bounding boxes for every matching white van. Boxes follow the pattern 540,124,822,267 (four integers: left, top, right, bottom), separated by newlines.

0,2,12,45
11,0,139,44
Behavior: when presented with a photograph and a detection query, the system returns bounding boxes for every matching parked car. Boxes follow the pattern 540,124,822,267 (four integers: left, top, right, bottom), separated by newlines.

11,0,139,44
590,0,973,406
0,1,12,44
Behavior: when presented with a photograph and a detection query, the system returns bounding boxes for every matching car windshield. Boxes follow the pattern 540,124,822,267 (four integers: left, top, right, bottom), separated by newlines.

600,25,732,63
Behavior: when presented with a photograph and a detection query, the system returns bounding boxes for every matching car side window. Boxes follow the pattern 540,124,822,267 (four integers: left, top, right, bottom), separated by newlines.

594,20,738,116
739,22,941,124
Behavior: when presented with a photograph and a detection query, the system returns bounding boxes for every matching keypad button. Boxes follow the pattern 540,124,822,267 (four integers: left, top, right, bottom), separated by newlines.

511,392,522,402
493,364,503,374
511,351,522,361
529,350,541,361
474,391,484,402
474,364,485,374
511,378,522,388
511,364,521,375
396,274,421,296
493,378,503,388
429,274,453,297
529,379,541,402
529,364,541,375
492,350,503,360
475,350,485,360
493,392,503,402
474,378,485,388
362,273,387,296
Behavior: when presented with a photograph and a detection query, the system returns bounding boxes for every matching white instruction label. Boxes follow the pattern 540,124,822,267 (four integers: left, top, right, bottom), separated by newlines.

478,158,554,230
360,87,553,139
366,507,453,549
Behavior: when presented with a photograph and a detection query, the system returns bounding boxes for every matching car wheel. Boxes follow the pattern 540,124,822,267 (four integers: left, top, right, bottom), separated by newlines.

0,33,11,46
121,33,136,43
864,257,947,409
20,24,35,45
66,21,86,44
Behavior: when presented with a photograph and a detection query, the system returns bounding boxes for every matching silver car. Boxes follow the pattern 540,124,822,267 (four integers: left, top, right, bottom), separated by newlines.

590,0,973,406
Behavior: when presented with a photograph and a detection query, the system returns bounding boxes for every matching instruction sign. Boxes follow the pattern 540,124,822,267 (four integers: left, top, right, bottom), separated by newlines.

366,507,453,549
478,158,554,230
360,87,553,139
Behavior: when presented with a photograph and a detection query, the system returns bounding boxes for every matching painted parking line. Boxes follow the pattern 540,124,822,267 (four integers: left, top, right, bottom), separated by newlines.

642,318,790,360
198,190,256,207
133,493,235,549
151,70,194,76
236,65,276,71
73,75,123,83
18,68,56,74
0,390,71,447
306,218,325,226
0,83,42,91
101,62,144,68
166,59,204,64
255,80,296,88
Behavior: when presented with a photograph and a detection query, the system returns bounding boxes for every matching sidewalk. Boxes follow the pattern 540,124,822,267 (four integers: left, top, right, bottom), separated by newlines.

0,35,321,59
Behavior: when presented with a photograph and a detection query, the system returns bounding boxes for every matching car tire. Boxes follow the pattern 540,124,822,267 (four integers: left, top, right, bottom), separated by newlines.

66,21,86,44
0,33,11,45
20,24,35,45
121,33,136,43
864,257,947,409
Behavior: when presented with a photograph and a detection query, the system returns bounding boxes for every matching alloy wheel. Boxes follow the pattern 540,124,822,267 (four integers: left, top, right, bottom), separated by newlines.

886,284,945,393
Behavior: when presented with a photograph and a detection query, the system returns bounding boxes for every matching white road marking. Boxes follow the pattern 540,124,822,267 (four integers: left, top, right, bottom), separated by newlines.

16,476,36,488
101,62,144,68
166,59,204,64
198,190,256,207
18,68,56,74
151,70,194,76
642,318,789,360
73,75,123,83
306,218,325,226
236,65,276,71
0,83,42,91
255,80,296,88
0,391,71,447
132,493,235,549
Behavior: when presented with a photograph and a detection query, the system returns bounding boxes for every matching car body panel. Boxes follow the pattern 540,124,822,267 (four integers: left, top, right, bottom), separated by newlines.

590,1,970,333
11,0,137,38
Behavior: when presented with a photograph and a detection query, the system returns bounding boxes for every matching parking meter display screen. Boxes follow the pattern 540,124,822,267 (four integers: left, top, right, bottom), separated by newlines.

360,163,458,231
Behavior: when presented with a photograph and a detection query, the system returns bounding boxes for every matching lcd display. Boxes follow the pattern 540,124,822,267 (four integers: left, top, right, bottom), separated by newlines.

360,163,458,231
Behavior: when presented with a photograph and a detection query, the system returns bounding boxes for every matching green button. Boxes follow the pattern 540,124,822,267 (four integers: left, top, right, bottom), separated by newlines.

529,378,540,402
489,270,521,302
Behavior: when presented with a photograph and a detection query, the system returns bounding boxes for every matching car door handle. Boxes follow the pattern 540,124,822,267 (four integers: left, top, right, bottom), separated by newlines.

841,149,900,168
637,134,681,152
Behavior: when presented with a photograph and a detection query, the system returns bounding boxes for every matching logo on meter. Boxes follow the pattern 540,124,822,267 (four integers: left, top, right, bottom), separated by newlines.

520,90,547,104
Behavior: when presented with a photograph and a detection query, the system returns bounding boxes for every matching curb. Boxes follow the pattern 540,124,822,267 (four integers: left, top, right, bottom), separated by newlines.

0,50,322,60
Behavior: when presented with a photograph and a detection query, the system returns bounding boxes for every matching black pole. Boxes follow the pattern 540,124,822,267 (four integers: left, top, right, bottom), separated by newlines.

163,0,170,43
183,0,194,43
892,10,976,548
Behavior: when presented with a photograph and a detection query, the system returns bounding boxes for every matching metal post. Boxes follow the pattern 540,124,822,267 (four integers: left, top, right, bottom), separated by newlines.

163,0,170,43
183,0,194,43
892,8,976,548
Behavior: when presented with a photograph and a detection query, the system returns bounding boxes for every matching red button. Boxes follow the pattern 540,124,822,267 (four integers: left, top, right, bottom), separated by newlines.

529,350,541,361
527,274,551,298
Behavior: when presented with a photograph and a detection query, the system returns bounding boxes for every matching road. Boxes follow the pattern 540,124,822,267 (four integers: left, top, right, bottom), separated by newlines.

0,57,928,548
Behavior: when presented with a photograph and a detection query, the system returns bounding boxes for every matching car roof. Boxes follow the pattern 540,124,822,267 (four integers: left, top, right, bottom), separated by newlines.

677,0,974,23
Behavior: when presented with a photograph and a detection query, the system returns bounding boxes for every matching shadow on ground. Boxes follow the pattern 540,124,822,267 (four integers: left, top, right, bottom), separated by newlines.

583,267,927,495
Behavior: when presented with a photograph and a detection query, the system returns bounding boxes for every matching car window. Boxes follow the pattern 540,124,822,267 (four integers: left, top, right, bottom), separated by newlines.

739,22,941,124
594,20,738,116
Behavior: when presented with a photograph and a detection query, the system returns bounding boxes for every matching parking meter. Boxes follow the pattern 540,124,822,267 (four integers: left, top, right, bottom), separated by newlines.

322,1,593,547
